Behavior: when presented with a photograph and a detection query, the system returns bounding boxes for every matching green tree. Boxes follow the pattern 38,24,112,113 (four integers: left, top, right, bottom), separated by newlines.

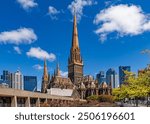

113,69,150,107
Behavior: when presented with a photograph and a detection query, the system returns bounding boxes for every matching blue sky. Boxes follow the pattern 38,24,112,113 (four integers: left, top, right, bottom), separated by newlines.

0,0,150,90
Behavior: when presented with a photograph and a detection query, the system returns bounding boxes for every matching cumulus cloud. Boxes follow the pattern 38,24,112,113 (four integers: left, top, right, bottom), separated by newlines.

68,0,97,22
17,0,38,10
60,71,68,77
93,4,150,42
48,6,60,20
14,46,22,54
33,64,43,70
27,47,56,61
143,21,150,31
0,28,37,45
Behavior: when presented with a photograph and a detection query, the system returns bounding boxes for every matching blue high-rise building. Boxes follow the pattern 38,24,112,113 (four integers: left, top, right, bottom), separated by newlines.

96,71,106,84
0,70,11,87
119,66,131,86
106,68,118,88
24,76,37,91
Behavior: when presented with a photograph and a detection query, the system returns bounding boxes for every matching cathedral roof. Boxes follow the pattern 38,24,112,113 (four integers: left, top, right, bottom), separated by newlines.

52,76,74,88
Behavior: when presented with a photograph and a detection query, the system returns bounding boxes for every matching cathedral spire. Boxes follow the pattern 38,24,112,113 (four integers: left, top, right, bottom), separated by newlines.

43,58,48,80
56,62,61,77
68,8,83,84
72,8,79,49
41,58,49,93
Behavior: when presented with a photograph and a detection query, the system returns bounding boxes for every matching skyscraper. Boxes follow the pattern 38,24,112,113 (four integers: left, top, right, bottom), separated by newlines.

119,66,131,86
68,11,83,84
24,76,37,92
0,70,11,87
96,71,106,84
11,70,23,90
106,68,118,88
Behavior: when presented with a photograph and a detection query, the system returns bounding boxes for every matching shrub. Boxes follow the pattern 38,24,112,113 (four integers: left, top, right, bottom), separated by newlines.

98,95,114,103
86,95,114,103
87,95,99,101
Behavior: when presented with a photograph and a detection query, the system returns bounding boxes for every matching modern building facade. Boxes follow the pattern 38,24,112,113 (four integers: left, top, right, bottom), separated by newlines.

24,76,37,92
119,66,131,86
0,70,11,87
11,70,23,90
96,71,106,84
106,68,118,88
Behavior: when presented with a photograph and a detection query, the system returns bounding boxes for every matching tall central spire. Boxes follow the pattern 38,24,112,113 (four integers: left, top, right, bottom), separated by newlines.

68,8,83,84
72,9,79,49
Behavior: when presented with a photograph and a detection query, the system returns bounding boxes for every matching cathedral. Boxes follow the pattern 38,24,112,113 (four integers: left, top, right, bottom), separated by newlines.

41,13,111,99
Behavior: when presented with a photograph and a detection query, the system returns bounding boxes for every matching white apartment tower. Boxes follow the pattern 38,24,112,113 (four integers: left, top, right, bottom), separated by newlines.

11,70,23,90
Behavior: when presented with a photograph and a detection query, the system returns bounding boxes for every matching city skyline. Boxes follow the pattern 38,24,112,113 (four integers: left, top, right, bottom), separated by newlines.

0,0,150,91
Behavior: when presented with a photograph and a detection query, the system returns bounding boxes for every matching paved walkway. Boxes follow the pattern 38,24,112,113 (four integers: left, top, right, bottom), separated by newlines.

115,102,148,107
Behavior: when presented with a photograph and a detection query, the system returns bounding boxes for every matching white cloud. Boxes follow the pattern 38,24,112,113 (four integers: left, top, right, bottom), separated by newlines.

93,4,150,42
104,1,112,6
104,0,122,7
14,46,22,54
68,0,97,22
17,0,38,10
0,28,37,45
60,71,68,77
33,64,43,70
141,49,150,55
27,47,56,61
143,21,150,31
99,34,107,43
48,6,60,15
48,6,60,20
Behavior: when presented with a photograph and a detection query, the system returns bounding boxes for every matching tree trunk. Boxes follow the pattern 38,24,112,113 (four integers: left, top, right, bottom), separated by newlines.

135,97,138,107
147,95,148,107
